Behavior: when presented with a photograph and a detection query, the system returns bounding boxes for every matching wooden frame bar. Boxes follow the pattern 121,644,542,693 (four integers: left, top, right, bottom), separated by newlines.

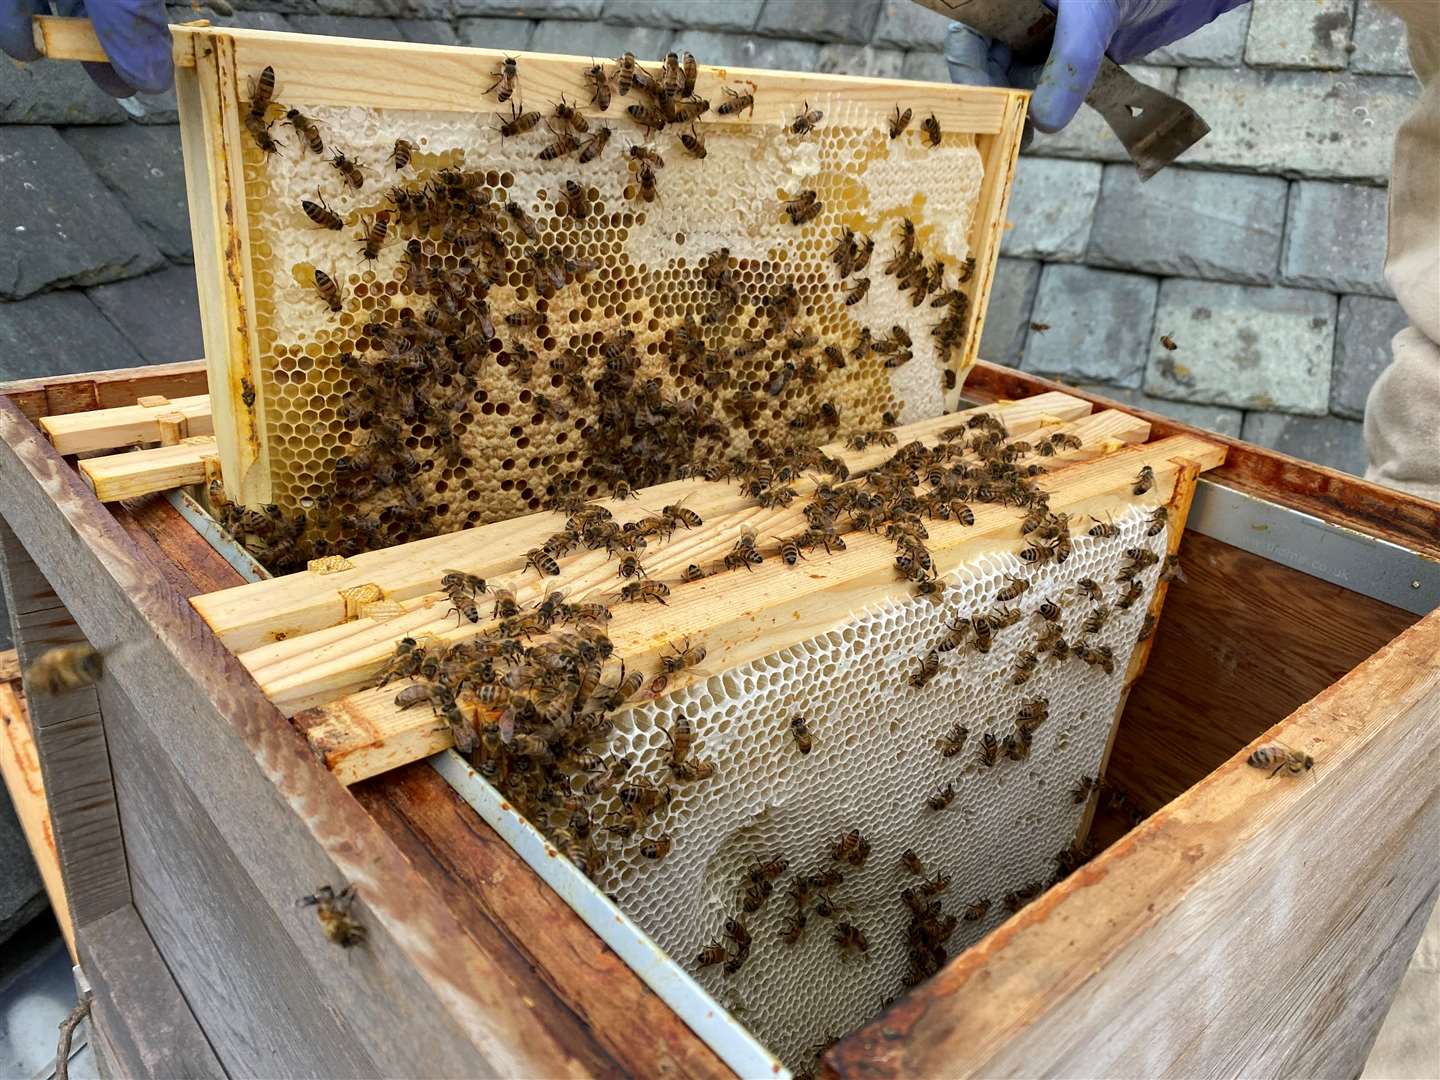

41,392,212,455
77,437,217,502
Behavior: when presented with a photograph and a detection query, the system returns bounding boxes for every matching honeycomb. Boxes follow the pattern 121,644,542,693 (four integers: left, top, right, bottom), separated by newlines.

582,508,1166,1074
237,65,986,562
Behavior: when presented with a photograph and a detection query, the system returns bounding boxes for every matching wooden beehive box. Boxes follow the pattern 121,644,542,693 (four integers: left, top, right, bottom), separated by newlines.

5,17,1440,1080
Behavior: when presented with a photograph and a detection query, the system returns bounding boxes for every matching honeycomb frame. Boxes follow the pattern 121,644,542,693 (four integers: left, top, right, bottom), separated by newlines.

173,25,1028,553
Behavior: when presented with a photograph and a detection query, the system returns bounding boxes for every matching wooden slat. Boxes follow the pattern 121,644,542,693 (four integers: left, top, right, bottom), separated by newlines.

0,359,208,425
41,394,213,455
78,437,217,502
829,603,1440,1079
193,391,1093,654
242,406,1142,716
181,25,1020,134
310,431,1226,786
0,680,76,959
0,391,614,1077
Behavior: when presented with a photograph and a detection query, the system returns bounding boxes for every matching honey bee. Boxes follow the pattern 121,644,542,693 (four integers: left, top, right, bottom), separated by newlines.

585,61,613,111
626,102,668,135
926,782,956,811
560,179,591,220
247,64,276,119
776,534,807,567
780,912,808,945
635,163,659,203
640,833,673,860
661,636,706,672
578,124,613,163
725,917,752,950
843,277,871,306
741,876,773,913
1077,642,1116,674
678,124,707,158
619,580,670,605
488,55,519,102
723,944,750,973
245,116,283,156
696,940,728,967
357,210,390,261
908,648,940,688
25,643,103,694
524,547,561,576
1071,775,1098,804
613,51,639,95
833,921,868,958
330,150,365,189
936,722,968,757
1160,333,1179,351
1133,465,1155,495
681,51,698,96
979,732,1000,767
1137,613,1158,642
921,112,942,147
963,898,990,922
1116,580,1145,610
313,268,343,313
497,102,543,138
1004,881,1044,913
790,101,823,135
301,192,343,230
1247,742,1314,778
298,885,366,948
1088,514,1119,539
553,93,589,133
718,85,755,116
1003,730,1033,761
889,104,913,139
490,588,519,619
1146,506,1169,537
1159,554,1185,584
539,126,581,160
790,714,814,754
285,107,324,155
995,575,1029,602
679,563,708,583
614,552,646,581
784,189,823,226
387,136,415,169
831,829,870,867
1015,697,1049,734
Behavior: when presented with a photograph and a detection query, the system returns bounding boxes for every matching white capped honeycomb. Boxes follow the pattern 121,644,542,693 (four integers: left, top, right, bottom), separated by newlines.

238,75,984,551
588,508,1166,1074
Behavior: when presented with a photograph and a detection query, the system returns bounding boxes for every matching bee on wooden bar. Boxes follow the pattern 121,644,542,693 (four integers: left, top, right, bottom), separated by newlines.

672,123,705,158
312,268,342,312
789,714,814,754
298,885,366,948
247,65,276,121
25,644,103,694
1247,742,1314,778
1004,881,1044,913
301,192,343,231
979,732,1000,767
619,580,669,605
1133,465,1156,495
889,104,913,139
539,125,581,160
356,210,390,261
698,85,750,123
578,124,612,162
963,898,990,922
330,150,365,189
1146,506,1169,536
488,55,519,102
523,547,561,577
1137,613,1158,642
661,637,706,673
285,107,324,155
790,101,823,135
553,93,589,133
669,96,710,122
679,50,698,96
640,833,673,860
775,534,806,567
908,649,940,688
496,102,543,138
626,101,668,135
1160,554,1186,584
926,782,956,811
843,276,871,306
783,189,822,226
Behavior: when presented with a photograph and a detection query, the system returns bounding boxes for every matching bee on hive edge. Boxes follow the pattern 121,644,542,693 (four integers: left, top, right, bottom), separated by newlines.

889,104,913,139
553,93,589,133
921,112,942,147
1247,742,1314,778
717,86,755,117
661,635,706,673
678,123,707,158
298,884,366,948
247,65,276,121
790,101,823,136
488,55,519,102
790,714,814,754
585,61,613,111
496,102,542,138
1133,465,1156,495
25,643,103,694
285,107,324,155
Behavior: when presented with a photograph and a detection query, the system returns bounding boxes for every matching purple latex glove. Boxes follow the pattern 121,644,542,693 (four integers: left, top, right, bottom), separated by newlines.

0,0,173,97
946,0,1249,133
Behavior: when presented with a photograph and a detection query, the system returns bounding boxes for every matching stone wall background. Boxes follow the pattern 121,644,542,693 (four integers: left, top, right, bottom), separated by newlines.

0,0,1420,939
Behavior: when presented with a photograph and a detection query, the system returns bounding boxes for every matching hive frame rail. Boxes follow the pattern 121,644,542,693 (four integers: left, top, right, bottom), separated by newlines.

169,23,1028,509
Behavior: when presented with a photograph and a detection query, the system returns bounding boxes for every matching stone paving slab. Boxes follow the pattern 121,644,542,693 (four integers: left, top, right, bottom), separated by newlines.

0,127,165,300
1174,67,1417,182
87,266,204,365
457,16,538,49
871,0,950,51
1281,180,1391,297
1332,293,1407,419
1350,0,1413,76
1022,264,1159,388
667,28,819,71
532,19,672,59
454,0,600,16
62,125,192,263
1244,0,1354,71
1242,410,1366,476
1074,382,1244,437
286,13,401,37
394,18,459,44
976,257,1040,366
1001,158,1102,262
1088,165,1287,285
1144,278,1335,415
0,58,128,125
900,48,949,83
754,0,883,46
601,0,763,33
0,291,145,380
816,44,905,78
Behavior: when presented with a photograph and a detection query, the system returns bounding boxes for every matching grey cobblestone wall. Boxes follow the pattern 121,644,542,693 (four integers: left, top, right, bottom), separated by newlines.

0,0,1421,944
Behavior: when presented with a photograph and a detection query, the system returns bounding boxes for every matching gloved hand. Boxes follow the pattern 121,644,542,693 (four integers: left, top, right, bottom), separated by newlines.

0,0,173,97
946,0,1248,133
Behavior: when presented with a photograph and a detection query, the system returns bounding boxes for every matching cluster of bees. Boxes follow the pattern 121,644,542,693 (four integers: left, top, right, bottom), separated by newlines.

225,46,979,573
